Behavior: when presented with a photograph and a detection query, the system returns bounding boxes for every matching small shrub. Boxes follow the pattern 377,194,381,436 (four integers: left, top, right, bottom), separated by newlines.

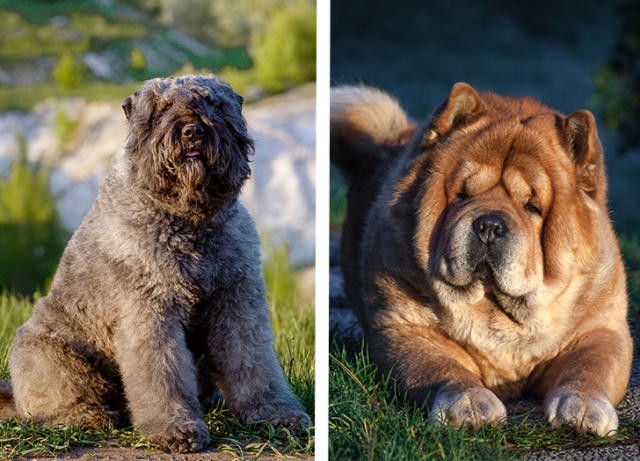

53,54,87,89
217,65,255,97
251,2,316,92
53,106,77,148
0,149,70,294
129,47,147,73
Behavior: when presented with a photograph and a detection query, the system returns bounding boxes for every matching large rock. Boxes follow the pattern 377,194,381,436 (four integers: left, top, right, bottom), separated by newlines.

0,83,316,266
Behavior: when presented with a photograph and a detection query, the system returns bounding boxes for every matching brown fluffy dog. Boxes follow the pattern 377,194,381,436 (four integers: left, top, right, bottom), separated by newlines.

331,83,632,435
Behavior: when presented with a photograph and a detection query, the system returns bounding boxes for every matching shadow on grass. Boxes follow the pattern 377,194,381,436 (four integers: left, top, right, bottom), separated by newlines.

329,335,640,461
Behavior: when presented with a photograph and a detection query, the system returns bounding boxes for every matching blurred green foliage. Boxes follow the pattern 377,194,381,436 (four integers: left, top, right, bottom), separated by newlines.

190,1,317,96
0,9,89,58
53,54,87,89
68,11,146,41
0,142,70,294
261,237,314,413
217,65,254,96
252,2,316,92
0,82,141,112
0,8,145,59
209,0,291,48
129,47,147,72
136,0,292,49
620,235,640,315
53,106,77,149
262,239,302,312
592,0,640,152
0,1,313,106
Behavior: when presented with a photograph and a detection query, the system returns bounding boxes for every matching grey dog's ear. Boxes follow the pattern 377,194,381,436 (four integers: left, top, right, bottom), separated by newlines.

121,97,133,121
121,91,139,121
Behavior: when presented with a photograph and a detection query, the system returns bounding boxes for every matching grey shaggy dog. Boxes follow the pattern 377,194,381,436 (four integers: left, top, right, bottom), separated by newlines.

0,75,310,453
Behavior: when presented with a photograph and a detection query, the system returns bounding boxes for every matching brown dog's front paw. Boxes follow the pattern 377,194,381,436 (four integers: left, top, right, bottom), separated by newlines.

145,418,210,453
430,386,506,431
545,388,618,436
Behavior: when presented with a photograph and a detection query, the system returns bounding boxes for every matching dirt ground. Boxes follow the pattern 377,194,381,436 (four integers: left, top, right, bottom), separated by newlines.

19,447,314,461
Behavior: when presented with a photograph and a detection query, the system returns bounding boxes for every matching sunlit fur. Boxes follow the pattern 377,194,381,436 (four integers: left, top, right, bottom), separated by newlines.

331,83,632,436
0,76,309,454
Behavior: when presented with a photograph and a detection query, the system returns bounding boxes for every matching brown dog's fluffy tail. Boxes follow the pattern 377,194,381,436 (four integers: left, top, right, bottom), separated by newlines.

331,85,414,182
0,382,18,418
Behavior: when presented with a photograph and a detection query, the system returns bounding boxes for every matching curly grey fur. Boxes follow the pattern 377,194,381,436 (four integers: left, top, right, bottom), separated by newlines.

2,75,309,453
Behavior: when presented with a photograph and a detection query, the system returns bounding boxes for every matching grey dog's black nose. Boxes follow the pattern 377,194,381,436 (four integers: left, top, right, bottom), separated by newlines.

182,123,204,140
473,214,508,245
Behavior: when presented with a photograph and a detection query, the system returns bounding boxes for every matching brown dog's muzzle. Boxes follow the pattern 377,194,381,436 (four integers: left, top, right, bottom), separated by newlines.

472,214,509,245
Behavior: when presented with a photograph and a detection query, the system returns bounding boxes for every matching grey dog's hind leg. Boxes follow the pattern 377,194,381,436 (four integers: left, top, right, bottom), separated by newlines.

9,324,123,428
0,382,18,418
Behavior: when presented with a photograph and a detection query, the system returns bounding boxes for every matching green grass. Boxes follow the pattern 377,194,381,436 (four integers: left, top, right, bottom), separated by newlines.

329,340,640,461
0,243,314,458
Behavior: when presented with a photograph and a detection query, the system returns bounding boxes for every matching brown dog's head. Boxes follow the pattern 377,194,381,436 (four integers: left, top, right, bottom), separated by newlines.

122,75,253,220
397,83,608,322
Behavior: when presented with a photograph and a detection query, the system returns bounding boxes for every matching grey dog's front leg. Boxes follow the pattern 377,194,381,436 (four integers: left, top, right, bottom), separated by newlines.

114,310,210,453
207,283,310,429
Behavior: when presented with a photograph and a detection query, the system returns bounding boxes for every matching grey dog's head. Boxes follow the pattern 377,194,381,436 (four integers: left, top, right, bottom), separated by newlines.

122,75,253,220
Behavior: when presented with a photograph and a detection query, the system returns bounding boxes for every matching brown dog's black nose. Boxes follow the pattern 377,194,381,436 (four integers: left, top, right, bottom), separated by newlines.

473,214,508,245
182,123,204,140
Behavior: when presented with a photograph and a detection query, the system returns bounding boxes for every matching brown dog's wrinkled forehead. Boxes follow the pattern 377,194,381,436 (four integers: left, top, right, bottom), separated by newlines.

431,84,600,178
423,82,607,208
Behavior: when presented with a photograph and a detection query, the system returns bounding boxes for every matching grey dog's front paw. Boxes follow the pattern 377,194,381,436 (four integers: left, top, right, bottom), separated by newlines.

430,386,506,431
545,388,618,436
237,402,310,430
144,418,210,453
270,408,311,430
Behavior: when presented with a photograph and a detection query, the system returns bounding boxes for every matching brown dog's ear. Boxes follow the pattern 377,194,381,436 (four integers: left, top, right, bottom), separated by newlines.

427,82,487,141
561,110,603,194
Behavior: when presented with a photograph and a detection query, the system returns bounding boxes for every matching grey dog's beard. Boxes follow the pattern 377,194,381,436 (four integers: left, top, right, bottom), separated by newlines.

175,159,210,207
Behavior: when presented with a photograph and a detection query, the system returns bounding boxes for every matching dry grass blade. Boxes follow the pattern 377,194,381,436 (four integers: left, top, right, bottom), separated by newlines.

330,353,379,406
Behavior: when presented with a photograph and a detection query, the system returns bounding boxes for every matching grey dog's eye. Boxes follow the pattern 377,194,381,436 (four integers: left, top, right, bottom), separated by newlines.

158,102,172,114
